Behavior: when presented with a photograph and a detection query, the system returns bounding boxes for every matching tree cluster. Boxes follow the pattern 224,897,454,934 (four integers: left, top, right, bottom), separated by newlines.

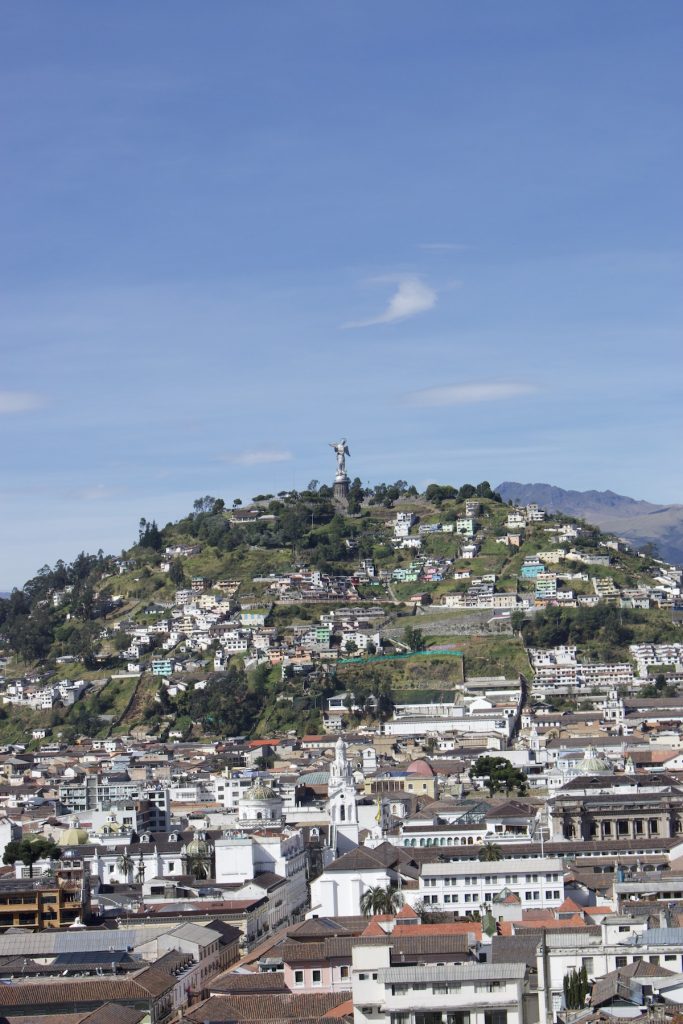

0,551,114,662
172,664,264,737
424,481,502,506
469,756,527,796
563,965,590,1008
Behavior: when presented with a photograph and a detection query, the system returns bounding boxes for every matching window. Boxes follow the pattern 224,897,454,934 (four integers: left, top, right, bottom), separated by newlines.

312,969,322,986
582,958,594,974
294,970,304,986
649,819,660,834
484,1012,507,1024
635,819,644,834
615,957,627,968
618,820,629,836
433,983,448,994
665,955,677,963
447,1014,469,1024
358,973,368,981
340,965,350,979
391,1016,409,1024
477,982,502,993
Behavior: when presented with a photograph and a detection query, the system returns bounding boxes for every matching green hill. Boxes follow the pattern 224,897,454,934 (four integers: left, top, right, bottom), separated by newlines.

0,480,677,744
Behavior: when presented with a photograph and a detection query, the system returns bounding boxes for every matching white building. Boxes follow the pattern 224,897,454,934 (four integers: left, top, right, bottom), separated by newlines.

352,946,529,1024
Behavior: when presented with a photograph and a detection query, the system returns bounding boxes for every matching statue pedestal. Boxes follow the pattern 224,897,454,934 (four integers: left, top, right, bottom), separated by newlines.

333,476,350,506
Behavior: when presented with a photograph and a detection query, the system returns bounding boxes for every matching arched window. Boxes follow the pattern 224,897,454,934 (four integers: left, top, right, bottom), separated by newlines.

340,804,346,822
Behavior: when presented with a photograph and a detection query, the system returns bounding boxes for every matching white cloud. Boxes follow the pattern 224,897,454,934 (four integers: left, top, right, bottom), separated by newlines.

0,391,43,414
220,449,293,466
408,381,537,407
343,276,437,328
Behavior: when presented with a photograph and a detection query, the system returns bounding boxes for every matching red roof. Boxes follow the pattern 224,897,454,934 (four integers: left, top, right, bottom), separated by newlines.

557,897,585,914
324,999,354,1018
361,920,386,937
396,904,420,921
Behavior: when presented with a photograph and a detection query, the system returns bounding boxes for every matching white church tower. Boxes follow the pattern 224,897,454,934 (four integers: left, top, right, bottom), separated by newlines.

328,736,359,856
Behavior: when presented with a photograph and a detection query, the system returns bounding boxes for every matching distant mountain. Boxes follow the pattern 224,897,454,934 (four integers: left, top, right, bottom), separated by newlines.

496,481,683,566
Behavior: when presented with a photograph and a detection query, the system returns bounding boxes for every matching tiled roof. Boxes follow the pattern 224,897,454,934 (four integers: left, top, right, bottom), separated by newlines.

0,967,175,1007
185,992,349,1021
210,972,289,995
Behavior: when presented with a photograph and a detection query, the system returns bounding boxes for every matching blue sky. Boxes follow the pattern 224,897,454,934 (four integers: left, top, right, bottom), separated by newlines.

1,2,682,588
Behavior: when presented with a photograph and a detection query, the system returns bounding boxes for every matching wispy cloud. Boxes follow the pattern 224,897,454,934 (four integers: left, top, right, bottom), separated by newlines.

343,276,437,328
0,391,44,414
220,449,293,466
418,242,468,252
408,381,538,407
76,484,123,501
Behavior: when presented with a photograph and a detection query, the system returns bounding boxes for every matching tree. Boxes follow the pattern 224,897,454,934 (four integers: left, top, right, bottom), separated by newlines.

403,627,426,652
117,850,134,882
510,611,526,634
138,518,162,550
469,756,527,797
169,560,186,587
478,842,503,862
360,884,404,916
3,837,62,878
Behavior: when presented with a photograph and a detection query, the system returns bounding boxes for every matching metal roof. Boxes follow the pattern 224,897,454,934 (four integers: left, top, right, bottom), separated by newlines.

169,922,222,945
0,926,170,958
637,928,683,946
377,962,526,984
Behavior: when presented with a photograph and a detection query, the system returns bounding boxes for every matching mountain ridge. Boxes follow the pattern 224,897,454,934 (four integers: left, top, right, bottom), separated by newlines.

496,481,683,565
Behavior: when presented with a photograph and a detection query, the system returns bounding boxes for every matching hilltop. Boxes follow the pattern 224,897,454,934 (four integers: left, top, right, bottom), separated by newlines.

497,482,683,565
0,478,679,747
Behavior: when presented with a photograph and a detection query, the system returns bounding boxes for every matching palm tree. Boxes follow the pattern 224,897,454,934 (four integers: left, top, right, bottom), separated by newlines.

116,850,134,882
360,884,404,916
478,842,503,862
184,852,212,880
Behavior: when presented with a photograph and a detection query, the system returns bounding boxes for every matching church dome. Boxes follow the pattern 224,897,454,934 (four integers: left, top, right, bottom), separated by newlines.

61,823,89,846
185,831,212,856
243,782,278,801
576,746,612,775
